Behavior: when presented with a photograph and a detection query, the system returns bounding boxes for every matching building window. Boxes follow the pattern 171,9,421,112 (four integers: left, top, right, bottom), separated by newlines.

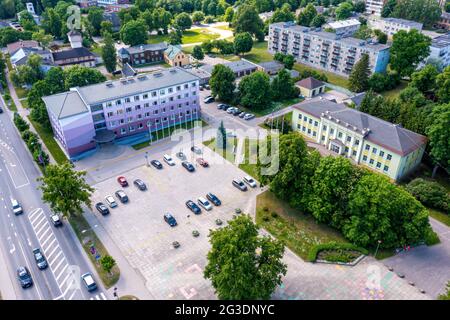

151,91,157,97
355,139,359,145
145,112,150,117
309,119,313,124
303,116,307,121
383,165,389,171
363,155,367,161
372,148,377,154
160,89,165,95
369,159,374,165
184,84,188,89
376,162,382,168
107,112,114,117
297,124,301,129
125,97,130,103
129,126,135,132
298,114,303,119
379,151,384,157
322,125,327,131
127,117,133,123
191,82,196,87
307,129,311,134
137,114,142,119
115,100,122,105
345,146,349,153
120,128,126,134
302,126,306,132
168,88,173,93
154,110,159,115
134,95,140,101
153,101,157,105
352,150,357,156
313,131,317,136
126,107,132,113
176,85,181,91
365,144,370,150
346,136,351,142
144,103,150,108
321,135,325,140
106,102,112,107
169,97,174,101
314,121,318,126
143,94,148,99
135,105,141,110
387,154,392,160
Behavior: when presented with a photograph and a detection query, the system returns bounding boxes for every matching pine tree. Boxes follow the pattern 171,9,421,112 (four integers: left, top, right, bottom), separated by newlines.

102,32,117,74
349,54,370,93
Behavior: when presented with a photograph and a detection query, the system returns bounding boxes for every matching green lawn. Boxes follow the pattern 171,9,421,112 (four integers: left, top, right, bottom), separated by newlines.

132,119,208,150
148,29,220,45
428,209,450,227
15,86,28,99
238,97,302,117
293,63,349,89
381,80,408,100
213,25,232,31
21,99,29,109
69,214,120,289
240,41,273,63
28,118,68,164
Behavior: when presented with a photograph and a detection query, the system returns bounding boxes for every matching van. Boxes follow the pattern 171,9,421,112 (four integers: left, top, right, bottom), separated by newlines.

11,199,23,215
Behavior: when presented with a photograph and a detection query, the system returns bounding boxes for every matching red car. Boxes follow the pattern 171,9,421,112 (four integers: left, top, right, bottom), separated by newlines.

117,176,128,187
196,158,209,167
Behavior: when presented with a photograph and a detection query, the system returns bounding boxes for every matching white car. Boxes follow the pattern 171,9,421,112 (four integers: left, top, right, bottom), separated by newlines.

197,197,213,211
243,176,257,188
105,195,118,208
163,154,175,166
226,107,237,114
244,113,255,120
11,199,23,215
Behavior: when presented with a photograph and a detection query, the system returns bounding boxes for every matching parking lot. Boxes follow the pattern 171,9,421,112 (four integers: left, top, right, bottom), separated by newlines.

89,146,260,299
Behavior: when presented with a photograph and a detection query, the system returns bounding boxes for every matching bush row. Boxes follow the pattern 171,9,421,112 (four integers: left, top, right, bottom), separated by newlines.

307,242,369,263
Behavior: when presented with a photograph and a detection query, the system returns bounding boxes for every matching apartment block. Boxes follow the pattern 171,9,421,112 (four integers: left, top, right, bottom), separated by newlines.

368,17,423,38
42,68,201,159
426,32,450,68
365,0,385,16
268,22,390,77
292,100,427,181
325,19,361,37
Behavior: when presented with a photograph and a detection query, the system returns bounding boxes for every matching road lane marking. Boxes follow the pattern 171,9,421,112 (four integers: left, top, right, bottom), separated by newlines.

46,244,60,260
32,216,47,230
37,227,51,241
29,208,42,221
48,251,63,267
58,271,72,289
41,234,56,248
35,223,48,236
56,264,68,282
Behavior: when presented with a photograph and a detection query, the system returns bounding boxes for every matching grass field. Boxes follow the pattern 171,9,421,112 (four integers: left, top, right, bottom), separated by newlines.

148,29,220,45
238,97,302,117
28,118,68,164
240,41,273,63
293,63,349,88
381,80,408,100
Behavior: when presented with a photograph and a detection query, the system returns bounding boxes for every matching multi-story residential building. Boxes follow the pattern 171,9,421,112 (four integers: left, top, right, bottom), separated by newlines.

324,19,361,38
42,68,201,159
118,43,168,66
435,12,450,31
368,17,423,38
268,22,390,77
365,0,385,16
292,100,427,181
426,32,450,68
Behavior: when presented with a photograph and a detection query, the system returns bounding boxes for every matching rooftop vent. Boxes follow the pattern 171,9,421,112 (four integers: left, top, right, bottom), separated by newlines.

359,40,366,46
336,119,340,123
137,74,147,81
353,126,357,131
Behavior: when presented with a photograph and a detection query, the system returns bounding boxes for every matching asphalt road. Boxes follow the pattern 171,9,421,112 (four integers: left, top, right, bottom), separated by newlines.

0,100,108,300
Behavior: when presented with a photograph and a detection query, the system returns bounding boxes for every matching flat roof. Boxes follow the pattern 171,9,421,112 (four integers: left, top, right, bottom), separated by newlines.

382,17,423,29
431,33,450,49
202,60,258,75
327,19,361,29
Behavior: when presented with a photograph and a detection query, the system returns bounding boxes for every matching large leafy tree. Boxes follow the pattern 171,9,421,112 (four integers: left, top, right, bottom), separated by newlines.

204,215,287,300
270,3,295,23
390,30,431,77
270,69,299,101
233,32,253,56
426,103,450,177
335,2,353,20
238,71,272,110
192,11,205,24
405,178,449,213
209,64,236,103
38,163,94,217
32,29,53,48
410,64,438,96
348,54,370,93
87,7,104,36
381,0,397,17
297,3,317,26
63,65,106,89
173,12,192,31
233,4,264,42
391,0,441,27
102,32,117,74
19,10,37,31
41,8,63,39
436,66,450,103
191,45,204,63
120,20,148,46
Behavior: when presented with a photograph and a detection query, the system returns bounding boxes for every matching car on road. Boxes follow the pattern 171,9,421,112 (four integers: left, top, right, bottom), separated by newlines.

163,154,175,166
0,107,3,113
244,113,255,120
181,161,195,172
206,193,221,206
176,151,186,160
196,158,209,167
190,146,202,154
32,248,48,270
185,200,201,214
95,202,110,215
197,197,213,211
81,273,97,292
17,266,33,288
151,160,163,169
232,179,248,191
243,176,257,188
50,213,62,227
164,213,177,227
11,199,23,215
203,96,214,104
238,112,246,118
133,179,147,191
105,195,118,208
117,176,128,187
115,190,129,203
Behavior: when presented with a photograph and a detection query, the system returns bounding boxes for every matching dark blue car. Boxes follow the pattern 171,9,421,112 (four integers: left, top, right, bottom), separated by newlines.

206,193,221,206
164,213,177,227
186,200,202,214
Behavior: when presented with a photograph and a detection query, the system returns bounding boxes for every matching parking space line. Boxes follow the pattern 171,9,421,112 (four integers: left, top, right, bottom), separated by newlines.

48,251,63,267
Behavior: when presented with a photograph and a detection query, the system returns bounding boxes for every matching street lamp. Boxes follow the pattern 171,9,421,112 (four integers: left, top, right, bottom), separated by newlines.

144,151,150,167
374,240,382,259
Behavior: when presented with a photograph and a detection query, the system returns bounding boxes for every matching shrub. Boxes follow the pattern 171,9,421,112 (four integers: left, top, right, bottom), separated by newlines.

424,228,440,246
14,112,30,132
307,242,368,262
405,178,449,213
21,129,35,141
271,211,278,218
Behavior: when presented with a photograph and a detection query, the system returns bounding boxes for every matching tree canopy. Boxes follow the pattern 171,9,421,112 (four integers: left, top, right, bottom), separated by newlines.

209,64,236,103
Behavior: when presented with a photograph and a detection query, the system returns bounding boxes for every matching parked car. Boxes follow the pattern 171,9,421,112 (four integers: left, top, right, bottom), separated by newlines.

197,197,213,211
115,190,129,203
0,107,3,113
232,179,248,191
217,104,226,110
226,107,237,114
11,199,23,215
176,151,186,160
182,161,195,172
185,200,201,214
244,113,255,120
50,213,62,227
200,86,204,91
222,104,232,111
191,146,202,154
151,160,163,169
95,202,110,215
117,176,128,187
196,158,209,167
238,112,246,118
81,273,97,292
206,193,221,206
133,179,147,191
32,248,48,270
163,154,175,166
17,266,33,288
164,213,177,227
232,109,241,116
105,195,118,208
203,96,214,104
243,176,257,188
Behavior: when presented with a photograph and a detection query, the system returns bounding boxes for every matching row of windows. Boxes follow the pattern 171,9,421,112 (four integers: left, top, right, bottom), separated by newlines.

106,101,196,117
362,155,389,171
109,109,197,126
364,144,392,160
114,115,196,134
108,91,197,107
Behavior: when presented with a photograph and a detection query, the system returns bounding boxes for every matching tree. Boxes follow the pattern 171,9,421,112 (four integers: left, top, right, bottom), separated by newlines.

410,64,438,95
436,66,450,103
32,30,53,48
0,0,16,19
45,67,65,93
38,163,94,217
373,29,387,44
42,8,63,39
173,12,192,31
102,32,117,74
224,7,234,22
311,14,326,27
63,65,106,90
283,54,295,70
192,11,205,24
168,28,183,45
191,45,204,63
233,4,265,42
153,8,172,33
87,7,104,36
204,215,287,300
335,2,353,20
209,64,235,103
271,69,299,101
405,178,449,213
271,3,295,23
100,255,116,274
390,29,431,78
297,4,317,26
100,21,114,36
233,32,253,56
353,1,365,12
120,20,148,46
349,54,370,93
216,120,227,149
381,0,396,17
201,40,214,53
19,10,37,31
426,103,450,177
238,71,272,110
391,0,441,27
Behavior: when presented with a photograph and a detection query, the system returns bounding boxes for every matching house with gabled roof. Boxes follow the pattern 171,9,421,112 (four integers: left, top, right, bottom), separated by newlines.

164,44,189,67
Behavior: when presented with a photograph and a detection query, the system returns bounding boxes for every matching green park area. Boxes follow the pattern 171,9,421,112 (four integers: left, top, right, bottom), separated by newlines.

148,29,220,45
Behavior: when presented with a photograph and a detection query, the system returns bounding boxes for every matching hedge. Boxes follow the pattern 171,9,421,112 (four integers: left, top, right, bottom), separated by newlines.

307,242,369,262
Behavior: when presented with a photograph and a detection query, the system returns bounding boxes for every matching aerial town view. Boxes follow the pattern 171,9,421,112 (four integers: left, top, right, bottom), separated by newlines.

0,0,448,314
